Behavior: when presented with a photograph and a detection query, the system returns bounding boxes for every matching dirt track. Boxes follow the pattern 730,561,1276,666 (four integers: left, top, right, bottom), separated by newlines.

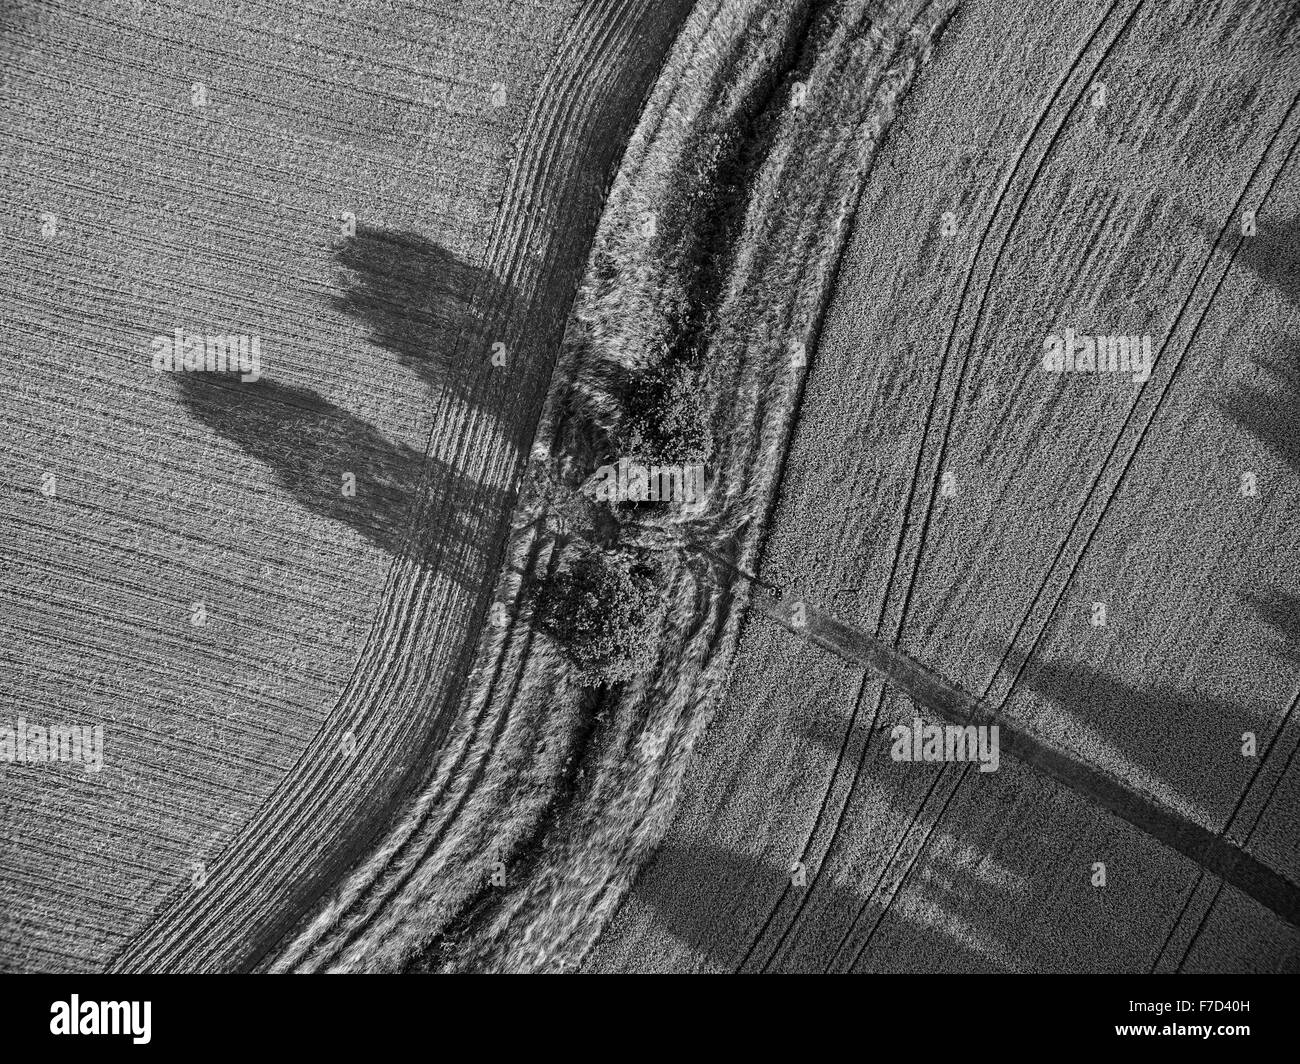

588,0,1300,973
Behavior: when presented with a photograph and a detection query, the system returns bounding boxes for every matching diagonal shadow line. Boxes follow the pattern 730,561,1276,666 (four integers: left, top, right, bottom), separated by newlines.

1004,647,1266,818
1246,588,1300,665
170,226,525,593
174,372,509,595
1237,212,1300,309
1220,339,1300,477
331,224,520,417
633,842,1010,973
752,592,1300,927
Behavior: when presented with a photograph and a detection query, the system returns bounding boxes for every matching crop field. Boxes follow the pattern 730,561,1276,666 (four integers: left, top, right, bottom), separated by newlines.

587,0,1300,973
3,0,1297,982
0,0,692,972
253,0,958,974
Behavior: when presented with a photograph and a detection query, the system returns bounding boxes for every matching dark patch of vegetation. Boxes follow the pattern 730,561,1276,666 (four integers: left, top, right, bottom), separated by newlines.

601,7,830,470
615,359,713,465
538,549,669,686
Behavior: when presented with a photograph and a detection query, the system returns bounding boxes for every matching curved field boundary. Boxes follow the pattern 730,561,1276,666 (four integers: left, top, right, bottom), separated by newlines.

739,0,1146,972
110,0,694,973
3,0,594,972
265,0,751,975
264,0,958,974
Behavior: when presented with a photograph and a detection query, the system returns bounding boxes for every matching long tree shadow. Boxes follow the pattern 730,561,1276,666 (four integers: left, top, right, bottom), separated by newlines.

1005,647,1265,823
999,646,1300,926
175,372,509,594
1219,211,1300,472
332,225,521,417
1245,589,1300,665
634,841,1022,973
751,600,1300,925
1220,340,1300,476
1237,214,1300,307
790,699,1300,968
171,225,531,594
786,711,1169,971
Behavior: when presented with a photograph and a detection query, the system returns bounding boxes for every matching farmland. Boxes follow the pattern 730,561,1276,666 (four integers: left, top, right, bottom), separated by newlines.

587,0,1300,973
1,0,692,971
3,0,1297,977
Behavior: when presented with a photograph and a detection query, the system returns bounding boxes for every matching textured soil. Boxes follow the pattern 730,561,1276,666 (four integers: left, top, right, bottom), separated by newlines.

0,0,689,972
587,0,1300,973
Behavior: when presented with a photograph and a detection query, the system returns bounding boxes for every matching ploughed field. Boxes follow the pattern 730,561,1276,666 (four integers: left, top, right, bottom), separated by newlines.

588,0,1300,973
0,0,691,972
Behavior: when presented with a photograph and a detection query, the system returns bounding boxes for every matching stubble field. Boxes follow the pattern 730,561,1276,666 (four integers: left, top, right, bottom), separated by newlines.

588,0,1300,973
1,0,691,971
